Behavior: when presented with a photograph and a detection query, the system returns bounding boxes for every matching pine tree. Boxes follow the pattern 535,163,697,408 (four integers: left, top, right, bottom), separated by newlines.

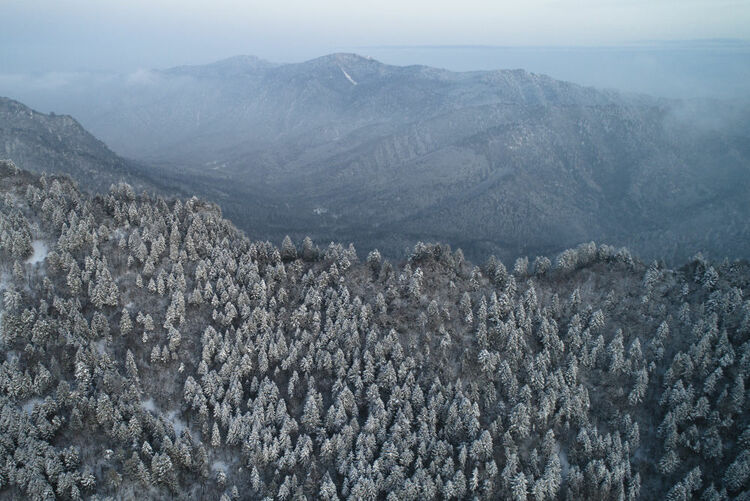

90,261,119,308
120,308,133,335
151,453,176,489
211,422,222,448
730,374,745,412
511,472,528,501
302,388,322,433
126,349,139,382
281,235,297,261
513,257,529,278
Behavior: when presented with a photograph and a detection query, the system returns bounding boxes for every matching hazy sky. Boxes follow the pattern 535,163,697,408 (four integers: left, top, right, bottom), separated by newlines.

2,0,749,72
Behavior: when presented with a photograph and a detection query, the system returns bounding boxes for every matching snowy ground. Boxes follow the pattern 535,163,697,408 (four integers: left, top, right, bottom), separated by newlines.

141,398,157,412
141,399,188,437
26,240,48,265
167,410,187,437
21,398,43,415
94,340,107,355
211,460,228,473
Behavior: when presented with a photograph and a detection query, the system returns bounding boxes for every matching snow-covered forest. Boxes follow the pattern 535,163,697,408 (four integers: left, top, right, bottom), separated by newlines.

1,159,749,500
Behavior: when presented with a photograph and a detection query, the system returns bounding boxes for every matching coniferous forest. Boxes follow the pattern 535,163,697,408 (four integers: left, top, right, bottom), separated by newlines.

1,159,749,500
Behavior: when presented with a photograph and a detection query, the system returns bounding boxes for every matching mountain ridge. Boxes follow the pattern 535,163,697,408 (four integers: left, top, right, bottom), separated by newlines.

0,96,174,195
1,55,748,264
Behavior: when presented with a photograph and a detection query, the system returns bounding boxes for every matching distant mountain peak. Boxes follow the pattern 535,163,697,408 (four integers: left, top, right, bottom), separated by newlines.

164,54,277,77
1,96,76,128
214,54,275,67
317,52,376,63
1,96,40,114
300,52,385,71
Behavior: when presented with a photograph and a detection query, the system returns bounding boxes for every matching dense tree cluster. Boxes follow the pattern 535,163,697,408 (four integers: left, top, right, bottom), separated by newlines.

0,161,748,499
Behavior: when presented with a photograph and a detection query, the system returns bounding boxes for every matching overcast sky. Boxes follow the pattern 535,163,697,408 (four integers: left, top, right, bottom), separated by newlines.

1,0,749,72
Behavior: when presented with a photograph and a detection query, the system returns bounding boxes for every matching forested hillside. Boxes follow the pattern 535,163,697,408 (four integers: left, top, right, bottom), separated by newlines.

0,98,168,196
1,160,749,499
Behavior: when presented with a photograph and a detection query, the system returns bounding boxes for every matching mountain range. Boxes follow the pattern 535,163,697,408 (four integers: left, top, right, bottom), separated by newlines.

1,53,750,499
2,54,750,262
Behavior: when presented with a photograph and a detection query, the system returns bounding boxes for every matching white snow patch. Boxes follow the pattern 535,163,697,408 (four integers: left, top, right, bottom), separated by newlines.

141,399,157,412
22,398,43,415
558,447,570,478
340,66,357,85
167,410,187,437
26,240,48,265
141,401,188,437
94,339,107,355
211,460,228,473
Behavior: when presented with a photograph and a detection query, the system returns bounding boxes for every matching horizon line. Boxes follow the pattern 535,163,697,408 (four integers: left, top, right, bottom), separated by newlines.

350,38,750,51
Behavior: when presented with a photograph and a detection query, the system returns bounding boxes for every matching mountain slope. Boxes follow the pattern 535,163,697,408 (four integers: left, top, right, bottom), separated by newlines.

74,54,629,164
0,97,168,194
10,55,750,262
1,164,749,500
